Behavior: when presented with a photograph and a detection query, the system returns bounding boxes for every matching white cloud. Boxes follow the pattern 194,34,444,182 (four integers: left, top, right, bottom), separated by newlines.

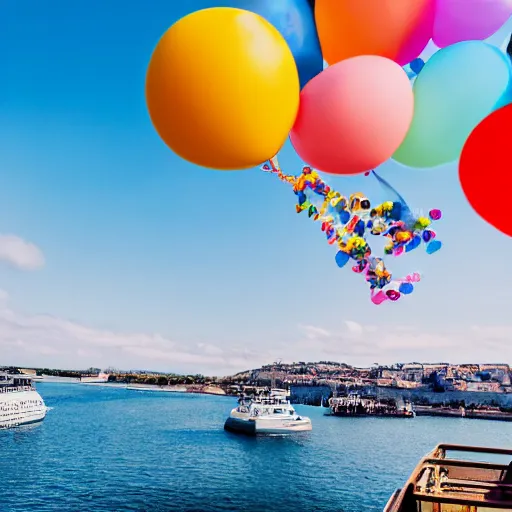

2,286,511,376
296,321,512,367
344,320,363,337
0,290,264,375
0,234,45,270
299,324,330,339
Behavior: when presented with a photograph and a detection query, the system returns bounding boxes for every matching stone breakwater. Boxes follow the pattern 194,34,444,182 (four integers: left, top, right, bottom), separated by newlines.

128,384,227,395
414,406,512,422
290,384,512,409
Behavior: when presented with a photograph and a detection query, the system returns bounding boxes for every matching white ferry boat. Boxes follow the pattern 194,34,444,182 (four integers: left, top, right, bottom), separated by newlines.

0,372,48,429
224,388,312,435
80,371,110,384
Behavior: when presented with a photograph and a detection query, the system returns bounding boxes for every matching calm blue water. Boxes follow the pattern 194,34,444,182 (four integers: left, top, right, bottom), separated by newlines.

2,383,512,512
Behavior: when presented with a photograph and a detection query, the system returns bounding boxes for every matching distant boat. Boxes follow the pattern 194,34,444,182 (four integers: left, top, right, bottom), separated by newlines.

80,371,110,384
126,385,187,393
224,389,312,435
0,372,48,429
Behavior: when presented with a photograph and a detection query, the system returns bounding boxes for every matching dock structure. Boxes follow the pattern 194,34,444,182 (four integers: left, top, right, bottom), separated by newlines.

326,392,415,418
385,444,512,511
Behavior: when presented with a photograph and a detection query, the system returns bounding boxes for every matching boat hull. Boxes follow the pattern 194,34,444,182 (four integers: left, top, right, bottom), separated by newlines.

0,389,47,429
224,417,256,435
224,416,312,435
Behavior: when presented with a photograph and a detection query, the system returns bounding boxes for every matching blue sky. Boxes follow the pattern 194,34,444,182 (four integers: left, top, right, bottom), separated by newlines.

1,0,511,374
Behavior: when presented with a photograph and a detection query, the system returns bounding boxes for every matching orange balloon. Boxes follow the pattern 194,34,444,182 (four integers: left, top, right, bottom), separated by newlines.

315,0,435,66
145,8,299,171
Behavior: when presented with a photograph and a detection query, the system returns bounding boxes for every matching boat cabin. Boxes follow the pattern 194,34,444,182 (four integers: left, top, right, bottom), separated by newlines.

235,391,296,417
385,444,512,511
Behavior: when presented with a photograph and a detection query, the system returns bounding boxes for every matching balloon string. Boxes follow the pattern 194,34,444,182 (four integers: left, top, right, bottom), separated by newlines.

261,156,441,305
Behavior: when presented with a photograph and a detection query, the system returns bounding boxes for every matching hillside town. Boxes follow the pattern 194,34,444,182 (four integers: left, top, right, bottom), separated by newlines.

228,361,512,393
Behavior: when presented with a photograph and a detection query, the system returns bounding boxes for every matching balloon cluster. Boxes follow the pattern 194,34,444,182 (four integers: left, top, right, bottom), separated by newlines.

262,157,442,305
145,0,512,174
144,0,512,306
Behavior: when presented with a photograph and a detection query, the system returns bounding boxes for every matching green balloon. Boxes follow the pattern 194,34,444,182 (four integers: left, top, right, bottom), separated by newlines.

393,41,512,169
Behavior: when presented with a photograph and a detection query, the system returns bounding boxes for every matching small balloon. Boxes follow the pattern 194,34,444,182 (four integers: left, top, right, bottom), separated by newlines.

426,240,442,254
408,273,421,283
434,0,512,48
405,235,422,252
399,282,414,294
371,291,388,305
410,58,425,74
429,209,442,220
290,56,414,175
422,230,433,243
393,41,512,168
386,290,401,301
335,251,350,268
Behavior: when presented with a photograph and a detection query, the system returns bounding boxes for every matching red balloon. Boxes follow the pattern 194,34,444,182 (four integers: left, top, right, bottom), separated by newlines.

459,104,512,237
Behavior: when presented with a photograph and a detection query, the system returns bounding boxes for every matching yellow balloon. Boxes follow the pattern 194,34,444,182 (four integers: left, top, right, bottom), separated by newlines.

145,7,300,170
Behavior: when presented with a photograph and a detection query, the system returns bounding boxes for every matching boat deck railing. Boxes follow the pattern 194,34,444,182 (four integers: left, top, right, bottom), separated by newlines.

0,385,34,394
239,395,289,405
385,444,512,511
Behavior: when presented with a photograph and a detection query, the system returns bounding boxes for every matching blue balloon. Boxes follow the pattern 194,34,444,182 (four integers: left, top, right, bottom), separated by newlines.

339,210,350,224
335,251,349,268
410,58,425,75
422,230,433,243
234,0,323,89
405,236,422,253
354,219,366,237
399,282,414,295
426,240,442,254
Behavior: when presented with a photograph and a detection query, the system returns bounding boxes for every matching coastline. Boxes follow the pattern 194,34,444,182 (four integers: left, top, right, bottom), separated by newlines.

38,378,228,396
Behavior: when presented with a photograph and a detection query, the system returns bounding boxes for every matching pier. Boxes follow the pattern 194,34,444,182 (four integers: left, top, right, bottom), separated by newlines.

326,393,415,418
415,405,512,422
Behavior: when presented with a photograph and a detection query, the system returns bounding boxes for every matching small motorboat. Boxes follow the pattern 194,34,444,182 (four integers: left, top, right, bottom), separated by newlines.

224,389,312,435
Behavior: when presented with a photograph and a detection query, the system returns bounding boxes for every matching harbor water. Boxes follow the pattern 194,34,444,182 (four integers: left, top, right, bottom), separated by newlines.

2,383,512,512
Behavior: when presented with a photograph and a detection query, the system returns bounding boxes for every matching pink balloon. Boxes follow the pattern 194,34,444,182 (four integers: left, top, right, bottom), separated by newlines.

290,56,414,175
371,290,388,305
434,0,512,48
